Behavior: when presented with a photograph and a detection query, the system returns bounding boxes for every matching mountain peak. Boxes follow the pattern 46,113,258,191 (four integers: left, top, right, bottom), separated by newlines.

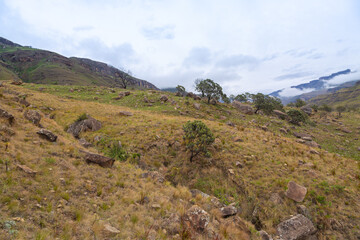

0,37,22,48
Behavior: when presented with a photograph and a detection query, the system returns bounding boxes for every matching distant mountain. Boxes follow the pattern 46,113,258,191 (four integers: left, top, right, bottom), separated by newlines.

270,69,355,104
308,80,360,108
0,37,158,89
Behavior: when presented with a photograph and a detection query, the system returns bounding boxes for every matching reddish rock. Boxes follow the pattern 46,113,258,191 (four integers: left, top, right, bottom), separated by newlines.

119,111,133,116
17,164,37,176
0,108,15,125
285,181,307,202
184,205,210,233
37,129,57,142
84,152,115,168
220,205,237,218
24,110,41,126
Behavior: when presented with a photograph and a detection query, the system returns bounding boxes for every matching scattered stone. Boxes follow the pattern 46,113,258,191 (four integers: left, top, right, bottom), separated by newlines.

304,141,321,149
0,108,15,125
67,115,102,138
285,181,307,202
183,205,210,233
119,111,133,116
301,136,312,141
227,121,235,127
103,224,120,236
84,152,115,168
24,110,42,126
160,95,169,102
279,128,288,134
0,125,15,136
11,80,23,85
16,164,37,176
235,161,244,168
269,193,283,204
293,132,312,139
297,205,311,219
228,169,235,175
277,214,316,240
124,91,131,96
161,213,181,235
301,106,313,116
259,230,273,240
0,82,3,87
296,139,306,144
193,103,201,110
220,205,237,218
232,101,254,115
79,138,92,148
341,128,352,134
37,129,57,142
260,125,268,131
151,204,161,210
19,98,30,107
233,137,243,142
209,99,217,105
190,189,210,199
273,110,288,120
309,149,319,155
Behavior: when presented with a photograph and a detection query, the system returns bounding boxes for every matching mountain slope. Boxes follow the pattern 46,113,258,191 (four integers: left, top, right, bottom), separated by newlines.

0,37,157,89
308,80,360,108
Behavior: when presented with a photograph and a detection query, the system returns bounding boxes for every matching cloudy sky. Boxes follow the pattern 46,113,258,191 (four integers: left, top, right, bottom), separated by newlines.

1,0,359,94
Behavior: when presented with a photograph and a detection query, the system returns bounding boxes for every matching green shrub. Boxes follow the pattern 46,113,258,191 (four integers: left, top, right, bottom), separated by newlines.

287,109,307,125
183,120,215,162
76,113,88,122
294,98,306,108
107,142,128,161
319,104,332,112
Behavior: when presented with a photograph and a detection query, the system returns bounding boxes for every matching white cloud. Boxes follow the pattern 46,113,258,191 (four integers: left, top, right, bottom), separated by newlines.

1,0,360,94
279,87,316,97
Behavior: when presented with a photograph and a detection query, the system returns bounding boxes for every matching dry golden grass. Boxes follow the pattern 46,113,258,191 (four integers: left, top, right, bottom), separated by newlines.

1,82,359,239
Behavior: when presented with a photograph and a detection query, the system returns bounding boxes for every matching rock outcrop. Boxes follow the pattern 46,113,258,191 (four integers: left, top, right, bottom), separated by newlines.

37,129,57,142
232,101,254,115
277,214,316,240
24,110,42,126
67,116,102,138
84,152,115,168
285,181,307,202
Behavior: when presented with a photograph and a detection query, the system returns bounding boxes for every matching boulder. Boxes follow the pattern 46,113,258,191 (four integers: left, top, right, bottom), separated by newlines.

19,98,30,107
16,164,37,176
0,108,15,125
277,214,316,240
285,181,307,202
79,138,92,148
279,128,288,134
304,141,321,149
0,125,15,136
186,92,201,100
160,95,168,102
190,189,210,199
103,224,120,236
293,132,312,139
209,99,217,105
232,101,254,115
84,152,115,168
119,111,133,116
184,205,210,233
193,103,201,110
220,205,237,218
301,106,313,116
37,129,57,142
273,110,288,120
67,116,102,138
297,205,311,219
141,171,165,183
11,80,23,85
259,230,273,240
24,110,42,126
161,213,181,235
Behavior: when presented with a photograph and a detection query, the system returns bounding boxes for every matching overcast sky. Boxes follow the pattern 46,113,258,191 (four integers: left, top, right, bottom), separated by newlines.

1,0,359,94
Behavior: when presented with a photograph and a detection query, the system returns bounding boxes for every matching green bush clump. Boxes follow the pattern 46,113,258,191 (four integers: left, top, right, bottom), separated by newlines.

107,143,128,162
287,109,307,125
183,120,215,162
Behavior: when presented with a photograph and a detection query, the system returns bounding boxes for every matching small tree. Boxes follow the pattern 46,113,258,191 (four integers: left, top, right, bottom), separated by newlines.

195,79,224,103
336,106,346,117
310,104,319,112
183,120,215,162
287,109,307,125
234,93,248,103
252,93,283,115
176,85,186,96
115,70,133,89
294,99,306,108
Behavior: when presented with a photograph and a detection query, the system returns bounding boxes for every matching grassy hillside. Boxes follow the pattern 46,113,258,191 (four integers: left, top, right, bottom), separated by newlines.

308,81,360,109
0,45,157,89
0,82,359,239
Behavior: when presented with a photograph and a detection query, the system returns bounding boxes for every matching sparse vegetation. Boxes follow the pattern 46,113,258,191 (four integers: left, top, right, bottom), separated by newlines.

251,93,283,114
183,120,215,162
287,109,307,125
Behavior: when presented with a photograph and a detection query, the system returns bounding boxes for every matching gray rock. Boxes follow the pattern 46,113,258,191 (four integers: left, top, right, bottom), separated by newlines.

37,129,57,142
297,205,311,219
79,138,92,148
160,95,169,102
67,116,102,138
273,110,288,120
184,205,210,233
119,111,133,116
285,181,307,202
277,214,316,240
301,106,313,116
24,110,42,126
232,101,254,115
220,205,237,218
193,103,201,110
0,108,15,125
259,230,273,240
